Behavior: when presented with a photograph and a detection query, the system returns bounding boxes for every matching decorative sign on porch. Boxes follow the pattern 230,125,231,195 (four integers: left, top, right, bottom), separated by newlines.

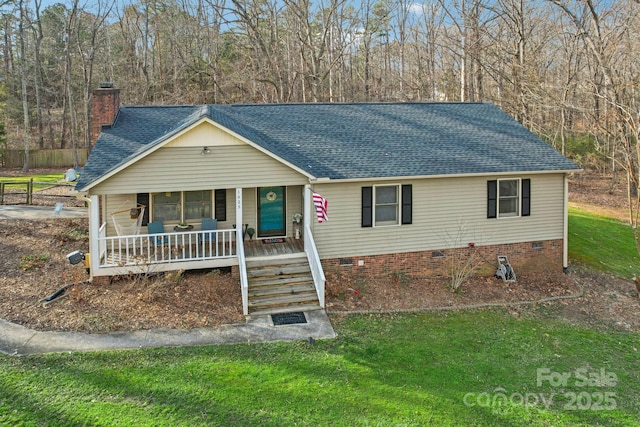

313,192,328,223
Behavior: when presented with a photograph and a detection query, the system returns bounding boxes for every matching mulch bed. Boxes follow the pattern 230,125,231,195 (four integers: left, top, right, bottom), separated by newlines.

325,270,579,313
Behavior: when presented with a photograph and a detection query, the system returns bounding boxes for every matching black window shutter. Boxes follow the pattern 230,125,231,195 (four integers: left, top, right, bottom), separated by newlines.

362,187,373,227
401,184,412,225
487,180,497,219
214,189,227,221
136,193,150,226
522,179,531,217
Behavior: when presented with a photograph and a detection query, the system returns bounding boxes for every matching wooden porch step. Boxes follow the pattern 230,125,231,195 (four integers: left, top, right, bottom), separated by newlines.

249,282,316,298
245,254,308,268
247,263,311,278
249,274,314,288
248,292,320,310
246,253,320,316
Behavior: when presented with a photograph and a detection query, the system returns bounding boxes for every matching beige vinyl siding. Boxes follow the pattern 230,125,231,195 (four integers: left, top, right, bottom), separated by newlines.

92,146,307,195
286,186,304,237
164,121,244,147
310,174,566,259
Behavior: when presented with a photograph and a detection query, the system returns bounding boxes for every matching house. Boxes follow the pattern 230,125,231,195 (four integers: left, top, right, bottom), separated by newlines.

76,85,580,316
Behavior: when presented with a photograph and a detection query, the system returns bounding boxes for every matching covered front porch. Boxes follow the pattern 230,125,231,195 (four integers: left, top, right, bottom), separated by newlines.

96,229,305,272
87,186,325,316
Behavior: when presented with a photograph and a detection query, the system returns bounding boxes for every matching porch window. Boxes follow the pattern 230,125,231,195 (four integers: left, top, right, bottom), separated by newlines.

151,190,214,223
152,192,181,222
184,190,212,220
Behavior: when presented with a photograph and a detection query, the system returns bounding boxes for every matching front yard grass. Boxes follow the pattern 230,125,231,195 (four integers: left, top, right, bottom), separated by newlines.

568,206,640,278
0,172,71,191
1,310,638,426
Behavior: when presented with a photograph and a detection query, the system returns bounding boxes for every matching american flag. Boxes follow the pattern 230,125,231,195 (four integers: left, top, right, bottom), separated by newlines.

313,192,328,223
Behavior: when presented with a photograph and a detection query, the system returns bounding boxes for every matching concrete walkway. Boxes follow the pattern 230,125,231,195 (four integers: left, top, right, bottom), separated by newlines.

0,205,87,220
0,310,337,356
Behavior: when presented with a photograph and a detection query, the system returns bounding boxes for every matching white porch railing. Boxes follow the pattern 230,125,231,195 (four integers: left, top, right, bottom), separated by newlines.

98,222,107,263
236,229,249,316
304,224,326,308
97,228,236,267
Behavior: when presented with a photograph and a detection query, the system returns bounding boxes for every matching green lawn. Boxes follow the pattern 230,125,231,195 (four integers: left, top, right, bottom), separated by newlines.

0,196,638,426
568,206,640,278
1,311,638,426
0,172,70,191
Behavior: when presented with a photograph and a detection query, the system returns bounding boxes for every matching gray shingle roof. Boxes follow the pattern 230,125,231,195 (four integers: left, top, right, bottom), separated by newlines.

77,102,579,189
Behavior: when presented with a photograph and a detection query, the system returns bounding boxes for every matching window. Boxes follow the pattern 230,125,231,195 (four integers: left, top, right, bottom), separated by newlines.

362,184,412,227
499,179,519,217
487,179,530,219
151,190,218,223
153,192,181,222
375,185,399,226
184,190,211,220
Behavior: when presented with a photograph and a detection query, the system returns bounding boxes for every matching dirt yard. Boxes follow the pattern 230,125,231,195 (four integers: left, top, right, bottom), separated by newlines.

0,170,639,333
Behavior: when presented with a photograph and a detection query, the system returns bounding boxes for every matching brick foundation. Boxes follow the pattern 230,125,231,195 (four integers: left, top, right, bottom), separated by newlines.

90,275,112,286
321,239,563,281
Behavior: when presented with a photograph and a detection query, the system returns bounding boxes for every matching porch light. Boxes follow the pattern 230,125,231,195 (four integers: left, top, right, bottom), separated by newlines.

201,146,211,155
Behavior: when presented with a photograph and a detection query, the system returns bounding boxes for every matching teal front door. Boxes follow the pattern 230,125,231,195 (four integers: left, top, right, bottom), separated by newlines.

257,186,286,237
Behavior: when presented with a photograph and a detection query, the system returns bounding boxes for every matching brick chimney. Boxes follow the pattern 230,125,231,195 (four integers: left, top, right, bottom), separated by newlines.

90,82,120,148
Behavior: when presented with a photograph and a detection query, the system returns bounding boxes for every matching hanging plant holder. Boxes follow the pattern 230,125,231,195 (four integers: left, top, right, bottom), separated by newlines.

130,208,140,219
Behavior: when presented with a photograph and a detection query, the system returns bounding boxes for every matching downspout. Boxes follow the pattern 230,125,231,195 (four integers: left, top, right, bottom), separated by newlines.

563,174,569,272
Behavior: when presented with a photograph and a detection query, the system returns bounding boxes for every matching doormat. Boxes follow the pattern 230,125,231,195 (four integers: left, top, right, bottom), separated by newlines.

262,238,285,244
272,311,307,325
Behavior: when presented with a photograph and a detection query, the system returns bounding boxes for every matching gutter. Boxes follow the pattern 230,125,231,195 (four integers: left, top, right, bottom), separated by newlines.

309,169,583,184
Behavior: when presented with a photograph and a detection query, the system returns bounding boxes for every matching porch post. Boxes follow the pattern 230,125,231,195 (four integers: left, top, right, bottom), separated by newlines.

89,194,100,277
304,184,312,230
236,188,242,237
236,187,250,316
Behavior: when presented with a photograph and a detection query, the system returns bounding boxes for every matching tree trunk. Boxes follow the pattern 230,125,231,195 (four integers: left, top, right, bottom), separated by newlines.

19,0,30,172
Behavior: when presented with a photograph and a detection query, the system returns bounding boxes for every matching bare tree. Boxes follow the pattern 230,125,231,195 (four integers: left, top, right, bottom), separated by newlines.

18,0,29,172
76,0,115,151
547,0,640,252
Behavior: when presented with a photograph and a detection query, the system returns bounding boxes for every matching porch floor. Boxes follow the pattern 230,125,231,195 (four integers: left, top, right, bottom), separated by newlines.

244,238,304,258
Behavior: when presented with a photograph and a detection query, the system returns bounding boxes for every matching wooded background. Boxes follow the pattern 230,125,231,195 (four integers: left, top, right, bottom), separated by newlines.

0,0,638,175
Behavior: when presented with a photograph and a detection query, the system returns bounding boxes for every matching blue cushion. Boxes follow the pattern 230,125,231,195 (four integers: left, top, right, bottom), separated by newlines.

201,219,217,242
147,221,167,244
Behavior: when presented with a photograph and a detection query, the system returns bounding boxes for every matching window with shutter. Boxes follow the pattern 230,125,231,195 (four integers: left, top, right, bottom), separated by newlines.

150,190,215,223
488,178,530,219
362,184,412,227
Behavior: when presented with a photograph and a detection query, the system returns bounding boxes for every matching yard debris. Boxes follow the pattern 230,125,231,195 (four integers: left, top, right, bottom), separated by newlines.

40,280,90,307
